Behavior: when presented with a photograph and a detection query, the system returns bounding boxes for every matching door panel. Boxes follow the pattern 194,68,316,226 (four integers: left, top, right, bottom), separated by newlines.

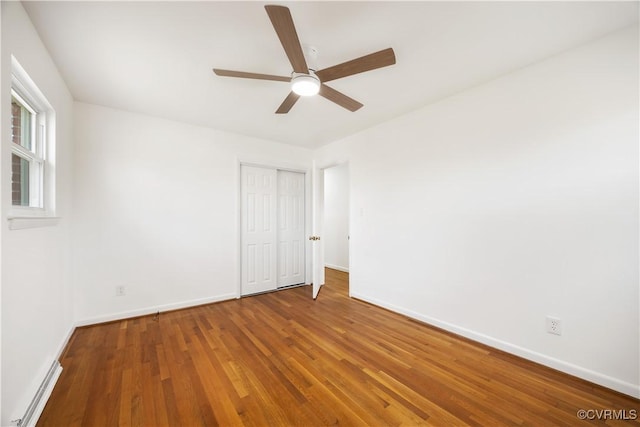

241,166,277,295
312,163,325,299
277,170,305,287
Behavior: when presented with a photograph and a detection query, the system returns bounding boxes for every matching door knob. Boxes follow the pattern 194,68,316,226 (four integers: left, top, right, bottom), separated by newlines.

309,236,321,241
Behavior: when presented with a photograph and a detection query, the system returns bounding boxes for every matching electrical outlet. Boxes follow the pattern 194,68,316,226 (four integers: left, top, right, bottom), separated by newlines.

116,286,126,296
546,316,562,335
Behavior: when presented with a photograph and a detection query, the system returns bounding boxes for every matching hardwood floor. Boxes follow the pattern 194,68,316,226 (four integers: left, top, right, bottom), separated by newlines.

39,268,639,426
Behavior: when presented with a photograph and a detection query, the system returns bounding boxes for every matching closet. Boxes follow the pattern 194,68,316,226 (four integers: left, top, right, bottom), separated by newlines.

240,165,305,295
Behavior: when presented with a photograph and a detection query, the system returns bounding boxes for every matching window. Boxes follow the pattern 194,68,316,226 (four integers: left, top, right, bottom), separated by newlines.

9,57,54,220
11,91,43,207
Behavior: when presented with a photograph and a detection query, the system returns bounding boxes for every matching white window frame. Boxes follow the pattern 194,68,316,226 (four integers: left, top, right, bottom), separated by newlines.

9,56,56,223
11,89,45,209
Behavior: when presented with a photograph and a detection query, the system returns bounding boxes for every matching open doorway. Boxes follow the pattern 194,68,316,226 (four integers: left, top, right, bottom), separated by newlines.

323,163,350,291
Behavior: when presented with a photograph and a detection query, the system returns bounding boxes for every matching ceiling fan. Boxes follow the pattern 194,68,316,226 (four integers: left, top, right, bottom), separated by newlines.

213,5,396,114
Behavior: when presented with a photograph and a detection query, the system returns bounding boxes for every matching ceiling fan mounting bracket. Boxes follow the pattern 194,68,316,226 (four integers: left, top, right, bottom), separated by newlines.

301,44,318,72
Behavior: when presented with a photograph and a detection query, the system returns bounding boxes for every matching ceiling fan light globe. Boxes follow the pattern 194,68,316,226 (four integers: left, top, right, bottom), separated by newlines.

291,73,320,96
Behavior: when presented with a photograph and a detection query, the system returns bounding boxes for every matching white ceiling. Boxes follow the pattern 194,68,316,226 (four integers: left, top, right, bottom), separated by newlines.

23,1,638,149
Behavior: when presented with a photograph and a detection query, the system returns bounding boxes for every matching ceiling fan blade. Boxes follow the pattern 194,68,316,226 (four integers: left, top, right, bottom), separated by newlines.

275,92,300,114
319,84,363,112
315,48,396,83
265,5,309,74
213,69,290,82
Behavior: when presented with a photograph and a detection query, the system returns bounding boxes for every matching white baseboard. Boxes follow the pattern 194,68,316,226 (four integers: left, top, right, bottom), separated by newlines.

75,293,237,327
351,292,640,399
325,263,349,273
54,325,76,360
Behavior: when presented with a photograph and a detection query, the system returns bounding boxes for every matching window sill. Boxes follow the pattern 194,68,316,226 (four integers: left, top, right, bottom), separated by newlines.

8,216,60,230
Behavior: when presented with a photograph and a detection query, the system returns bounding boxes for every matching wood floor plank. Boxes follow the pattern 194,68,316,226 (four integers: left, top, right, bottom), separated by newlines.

38,268,639,426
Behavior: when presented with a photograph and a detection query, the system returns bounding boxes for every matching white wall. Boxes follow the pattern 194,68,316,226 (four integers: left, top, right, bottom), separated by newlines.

314,26,639,397
324,164,349,272
1,2,75,424
72,103,313,324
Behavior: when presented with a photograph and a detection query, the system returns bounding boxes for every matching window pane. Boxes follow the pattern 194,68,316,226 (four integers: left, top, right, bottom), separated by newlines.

11,153,30,206
11,96,33,151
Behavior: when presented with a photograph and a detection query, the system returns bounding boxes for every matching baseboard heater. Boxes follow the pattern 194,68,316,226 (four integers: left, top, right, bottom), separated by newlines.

14,360,62,427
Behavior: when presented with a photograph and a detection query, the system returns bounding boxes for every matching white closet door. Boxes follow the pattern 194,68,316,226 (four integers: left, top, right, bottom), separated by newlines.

241,166,277,295
277,170,305,287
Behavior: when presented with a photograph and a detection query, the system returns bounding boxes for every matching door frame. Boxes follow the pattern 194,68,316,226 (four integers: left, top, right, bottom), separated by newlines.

237,161,312,298
321,162,351,274
312,160,351,299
